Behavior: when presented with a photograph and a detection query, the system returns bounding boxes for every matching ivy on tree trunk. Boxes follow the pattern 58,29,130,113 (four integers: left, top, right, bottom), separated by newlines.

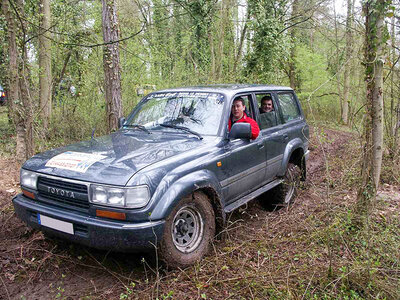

355,0,388,223
101,0,123,132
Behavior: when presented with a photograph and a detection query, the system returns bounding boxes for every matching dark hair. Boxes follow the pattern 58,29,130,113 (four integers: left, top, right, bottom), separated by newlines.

261,95,272,104
233,97,245,106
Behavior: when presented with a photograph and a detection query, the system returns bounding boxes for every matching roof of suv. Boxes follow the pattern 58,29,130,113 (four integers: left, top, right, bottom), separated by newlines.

155,84,293,98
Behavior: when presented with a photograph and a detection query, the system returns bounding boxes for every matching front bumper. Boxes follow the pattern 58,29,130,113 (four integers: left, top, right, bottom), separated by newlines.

13,193,165,252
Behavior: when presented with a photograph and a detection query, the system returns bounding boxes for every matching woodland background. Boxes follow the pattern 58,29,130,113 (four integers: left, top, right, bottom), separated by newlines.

0,0,400,299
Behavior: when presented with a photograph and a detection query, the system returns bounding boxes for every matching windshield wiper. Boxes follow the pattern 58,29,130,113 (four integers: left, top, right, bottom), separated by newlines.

123,124,151,134
158,123,203,140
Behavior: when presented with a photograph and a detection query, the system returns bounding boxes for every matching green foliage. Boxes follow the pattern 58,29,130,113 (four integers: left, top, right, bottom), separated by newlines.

244,0,290,82
296,45,330,92
0,0,397,171
319,204,400,299
0,107,15,156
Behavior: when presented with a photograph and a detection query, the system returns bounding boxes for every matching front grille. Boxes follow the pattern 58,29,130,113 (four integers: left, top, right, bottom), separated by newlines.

37,176,89,211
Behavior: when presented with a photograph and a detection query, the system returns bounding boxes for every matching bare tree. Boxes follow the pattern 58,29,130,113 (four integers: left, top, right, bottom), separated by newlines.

333,0,343,120
356,0,387,219
389,14,399,156
101,0,123,132
2,0,34,162
341,0,354,125
233,7,249,75
39,0,52,130
288,0,299,90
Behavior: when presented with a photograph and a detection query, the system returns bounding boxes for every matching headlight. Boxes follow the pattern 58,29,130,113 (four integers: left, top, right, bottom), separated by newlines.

20,170,38,190
90,184,150,208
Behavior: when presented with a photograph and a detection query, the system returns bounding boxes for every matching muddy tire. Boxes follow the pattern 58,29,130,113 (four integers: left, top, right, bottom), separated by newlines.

159,191,215,269
260,163,301,210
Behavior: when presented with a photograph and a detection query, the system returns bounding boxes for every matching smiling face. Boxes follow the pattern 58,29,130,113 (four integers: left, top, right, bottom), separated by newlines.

261,99,274,113
231,99,245,120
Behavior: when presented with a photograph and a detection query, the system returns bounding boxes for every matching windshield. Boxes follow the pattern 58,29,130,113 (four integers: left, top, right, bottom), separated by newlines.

125,92,225,136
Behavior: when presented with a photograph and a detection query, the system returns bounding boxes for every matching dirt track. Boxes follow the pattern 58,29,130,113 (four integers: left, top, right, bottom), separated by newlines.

0,127,398,299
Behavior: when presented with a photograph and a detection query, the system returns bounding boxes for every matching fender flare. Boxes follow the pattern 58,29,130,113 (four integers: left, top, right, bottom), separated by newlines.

149,170,224,222
278,138,305,177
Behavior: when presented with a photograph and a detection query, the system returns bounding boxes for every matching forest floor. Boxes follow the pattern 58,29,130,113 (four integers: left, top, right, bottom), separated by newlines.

0,112,399,299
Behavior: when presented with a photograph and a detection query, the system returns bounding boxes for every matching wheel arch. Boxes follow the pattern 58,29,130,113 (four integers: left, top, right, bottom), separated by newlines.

279,138,306,180
149,170,225,233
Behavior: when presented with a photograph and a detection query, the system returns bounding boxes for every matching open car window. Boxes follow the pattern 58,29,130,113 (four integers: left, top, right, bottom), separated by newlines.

232,94,255,119
256,93,280,130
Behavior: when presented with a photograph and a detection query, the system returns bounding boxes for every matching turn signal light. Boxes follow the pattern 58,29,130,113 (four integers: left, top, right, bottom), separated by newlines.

96,209,126,220
22,188,35,200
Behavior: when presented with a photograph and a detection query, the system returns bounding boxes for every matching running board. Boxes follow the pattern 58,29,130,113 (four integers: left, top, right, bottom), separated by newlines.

224,179,283,213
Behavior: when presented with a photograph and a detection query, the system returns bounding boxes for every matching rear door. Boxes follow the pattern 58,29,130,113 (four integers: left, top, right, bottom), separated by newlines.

275,91,304,143
255,92,287,182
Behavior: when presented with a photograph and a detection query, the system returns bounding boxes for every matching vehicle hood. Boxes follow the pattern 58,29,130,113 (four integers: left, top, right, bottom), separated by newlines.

23,131,212,186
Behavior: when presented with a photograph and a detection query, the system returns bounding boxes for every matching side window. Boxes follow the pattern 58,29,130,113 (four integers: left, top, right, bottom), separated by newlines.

256,93,279,130
276,92,300,123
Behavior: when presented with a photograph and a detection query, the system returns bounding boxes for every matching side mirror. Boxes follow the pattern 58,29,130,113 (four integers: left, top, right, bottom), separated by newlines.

118,117,126,129
228,123,251,140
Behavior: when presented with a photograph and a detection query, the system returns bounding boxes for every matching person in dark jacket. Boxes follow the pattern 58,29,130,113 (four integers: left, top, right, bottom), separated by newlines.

228,97,260,139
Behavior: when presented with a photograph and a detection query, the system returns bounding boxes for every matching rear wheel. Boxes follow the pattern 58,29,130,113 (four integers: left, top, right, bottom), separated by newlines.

159,191,215,268
260,163,301,210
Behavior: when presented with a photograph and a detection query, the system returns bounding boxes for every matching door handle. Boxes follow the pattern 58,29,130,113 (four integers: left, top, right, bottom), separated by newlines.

283,134,289,141
258,142,265,149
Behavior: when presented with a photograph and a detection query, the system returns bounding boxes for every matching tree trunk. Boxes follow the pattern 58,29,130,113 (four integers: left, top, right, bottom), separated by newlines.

233,9,249,75
101,0,123,132
215,0,229,80
17,0,34,159
390,15,399,156
39,0,52,130
53,50,72,98
342,0,354,125
370,6,384,192
20,48,34,159
209,29,216,80
288,0,299,90
333,0,343,121
355,0,386,221
3,0,34,161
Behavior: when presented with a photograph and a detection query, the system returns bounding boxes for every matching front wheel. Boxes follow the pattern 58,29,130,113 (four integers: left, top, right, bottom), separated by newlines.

159,191,215,268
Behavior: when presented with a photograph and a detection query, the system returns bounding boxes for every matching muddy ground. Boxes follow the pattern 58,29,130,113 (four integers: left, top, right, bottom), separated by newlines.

0,127,399,299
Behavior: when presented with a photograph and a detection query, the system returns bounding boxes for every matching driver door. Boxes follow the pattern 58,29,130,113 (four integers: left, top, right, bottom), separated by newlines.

219,94,267,203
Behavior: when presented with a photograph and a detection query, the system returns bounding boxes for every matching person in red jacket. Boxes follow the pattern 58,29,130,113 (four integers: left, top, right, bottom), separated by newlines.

228,97,260,139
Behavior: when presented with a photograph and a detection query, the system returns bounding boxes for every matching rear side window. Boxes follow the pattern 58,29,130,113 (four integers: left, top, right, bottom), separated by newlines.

276,93,301,123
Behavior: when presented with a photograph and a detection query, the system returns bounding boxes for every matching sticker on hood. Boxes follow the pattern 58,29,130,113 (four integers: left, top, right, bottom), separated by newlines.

45,151,106,173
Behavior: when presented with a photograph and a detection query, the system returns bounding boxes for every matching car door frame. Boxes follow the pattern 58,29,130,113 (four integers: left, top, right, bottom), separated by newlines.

218,92,268,204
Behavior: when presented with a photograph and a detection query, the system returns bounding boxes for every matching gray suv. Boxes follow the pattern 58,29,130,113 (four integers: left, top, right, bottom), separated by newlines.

13,85,309,268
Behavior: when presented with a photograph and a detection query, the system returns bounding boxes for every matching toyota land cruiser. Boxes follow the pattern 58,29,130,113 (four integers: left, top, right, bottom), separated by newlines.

13,85,309,268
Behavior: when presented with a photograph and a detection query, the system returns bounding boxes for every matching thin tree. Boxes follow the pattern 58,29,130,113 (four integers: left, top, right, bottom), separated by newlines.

389,14,399,156
101,0,123,132
333,0,344,121
39,0,52,131
2,0,34,162
288,0,299,90
355,0,388,220
342,0,354,125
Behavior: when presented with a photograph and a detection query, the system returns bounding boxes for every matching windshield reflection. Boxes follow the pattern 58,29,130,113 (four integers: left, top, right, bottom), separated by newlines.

126,92,225,136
